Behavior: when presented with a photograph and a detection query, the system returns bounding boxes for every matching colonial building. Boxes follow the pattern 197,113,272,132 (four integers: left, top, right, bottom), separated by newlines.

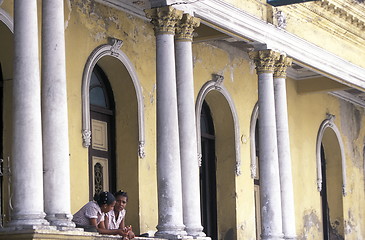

0,0,364,239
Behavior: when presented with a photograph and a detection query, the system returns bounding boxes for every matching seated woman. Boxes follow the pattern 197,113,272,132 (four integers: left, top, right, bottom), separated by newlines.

72,191,128,237
105,191,135,239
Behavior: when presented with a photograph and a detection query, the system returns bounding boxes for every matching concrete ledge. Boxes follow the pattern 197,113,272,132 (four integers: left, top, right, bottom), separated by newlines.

0,229,168,240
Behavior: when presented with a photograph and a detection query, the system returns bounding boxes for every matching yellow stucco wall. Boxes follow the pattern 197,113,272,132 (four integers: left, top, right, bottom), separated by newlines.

0,0,365,239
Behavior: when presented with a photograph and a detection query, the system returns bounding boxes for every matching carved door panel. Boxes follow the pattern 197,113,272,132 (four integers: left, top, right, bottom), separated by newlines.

89,111,114,198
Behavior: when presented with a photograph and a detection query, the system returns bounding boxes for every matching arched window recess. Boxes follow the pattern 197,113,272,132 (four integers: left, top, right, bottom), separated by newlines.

81,37,146,158
316,113,347,196
195,74,241,176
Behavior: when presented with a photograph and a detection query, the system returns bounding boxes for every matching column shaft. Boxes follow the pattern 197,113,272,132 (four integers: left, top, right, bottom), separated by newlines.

42,0,74,228
249,50,284,240
175,14,205,238
10,0,49,228
145,7,186,239
274,56,296,239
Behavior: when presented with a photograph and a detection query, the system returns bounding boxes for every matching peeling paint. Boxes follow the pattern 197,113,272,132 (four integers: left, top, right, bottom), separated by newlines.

65,0,72,30
340,100,364,168
298,210,320,240
345,210,357,235
149,84,156,104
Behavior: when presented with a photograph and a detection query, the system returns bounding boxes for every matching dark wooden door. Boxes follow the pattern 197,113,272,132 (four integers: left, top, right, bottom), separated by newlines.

200,101,217,240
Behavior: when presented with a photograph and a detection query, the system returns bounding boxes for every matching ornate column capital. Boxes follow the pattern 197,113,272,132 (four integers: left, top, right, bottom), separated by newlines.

145,6,183,35
175,14,200,41
274,55,292,78
249,50,280,74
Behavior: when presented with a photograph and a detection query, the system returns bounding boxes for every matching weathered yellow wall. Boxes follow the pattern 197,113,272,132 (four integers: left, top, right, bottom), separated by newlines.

64,0,158,234
1,0,365,239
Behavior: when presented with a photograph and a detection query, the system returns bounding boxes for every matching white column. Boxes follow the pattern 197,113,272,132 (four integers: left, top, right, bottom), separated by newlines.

145,6,187,239
9,0,49,228
249,50,284,240
274,55,296,240
175,14,206,238
42,0,75,229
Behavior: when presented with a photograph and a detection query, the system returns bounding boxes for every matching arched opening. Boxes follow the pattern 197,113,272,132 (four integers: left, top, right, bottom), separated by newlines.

320,128,344,240
0,19,13,226
200,100,217,239
84,53,141,233
200,91,237,240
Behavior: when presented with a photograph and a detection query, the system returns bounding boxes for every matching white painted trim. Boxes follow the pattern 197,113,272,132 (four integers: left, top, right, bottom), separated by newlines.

190,0,365,89
316,114,347,196
82,39,146,158
0,7,13,33
330,91,365,109
195,76,241,176
249,102,259,179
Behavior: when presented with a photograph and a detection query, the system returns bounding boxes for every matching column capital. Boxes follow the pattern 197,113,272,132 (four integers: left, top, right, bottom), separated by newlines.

145,6,183,35
274,55,292,78
175,14,200,41
249,50,280,74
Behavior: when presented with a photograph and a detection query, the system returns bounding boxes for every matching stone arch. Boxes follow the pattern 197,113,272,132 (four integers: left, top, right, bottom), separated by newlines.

81,38,145,158
0,7,13,33
316,114,346,196
195,74,241,176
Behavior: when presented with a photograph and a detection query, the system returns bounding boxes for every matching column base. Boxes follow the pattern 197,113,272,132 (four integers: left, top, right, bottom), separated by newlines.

185,226,206,238
155,225,188,240
284,235,297,240
46,213,76,230
6,213,52,230
261,233,285,240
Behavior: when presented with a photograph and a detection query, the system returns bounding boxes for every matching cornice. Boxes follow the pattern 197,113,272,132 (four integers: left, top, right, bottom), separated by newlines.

284,0,365,44
191,0,365,90
95,0,365,90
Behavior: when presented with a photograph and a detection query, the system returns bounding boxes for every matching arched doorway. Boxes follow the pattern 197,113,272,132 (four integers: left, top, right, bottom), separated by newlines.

89,65,116,199
200,101,217,240
320,127,344,240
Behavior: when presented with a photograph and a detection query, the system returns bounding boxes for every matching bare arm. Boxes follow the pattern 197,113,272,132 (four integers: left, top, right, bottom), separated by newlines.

118,217,125,229
89,218,126,236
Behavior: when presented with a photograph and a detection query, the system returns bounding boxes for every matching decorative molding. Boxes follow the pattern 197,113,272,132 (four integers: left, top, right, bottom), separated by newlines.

138,141,146,159
144,6,183,35
330,90,365,108
108,37,123,55
190,0,365,90
195,77,242,176
212,73,224,88
249,103,259,179
248,50,280,74
316,114,347,196
0,7,13,33
275,10,287,29
175,13,200,41
274,55,292,78
82,40,146,158
82,129,92,148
